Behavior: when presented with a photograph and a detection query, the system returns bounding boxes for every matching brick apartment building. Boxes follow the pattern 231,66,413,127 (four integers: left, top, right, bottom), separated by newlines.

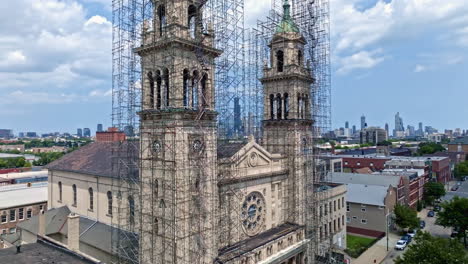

448,137,468,155
0,183,47,248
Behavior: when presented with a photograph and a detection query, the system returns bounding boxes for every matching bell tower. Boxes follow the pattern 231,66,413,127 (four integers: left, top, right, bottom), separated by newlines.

261,0,314,225
136,0,222,263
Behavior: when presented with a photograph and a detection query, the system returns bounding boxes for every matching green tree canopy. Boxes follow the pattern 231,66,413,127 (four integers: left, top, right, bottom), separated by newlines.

417,142,445,155
394,204,419,230
436,196,468,247
454,161,468,180
424,182,446,205
395,232,468,264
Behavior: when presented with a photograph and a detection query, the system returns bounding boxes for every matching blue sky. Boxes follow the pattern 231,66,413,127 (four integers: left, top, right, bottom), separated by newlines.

0,0,467,134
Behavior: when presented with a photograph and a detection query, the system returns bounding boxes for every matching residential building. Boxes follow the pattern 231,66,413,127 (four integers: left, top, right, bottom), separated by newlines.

0,145,25,153
345,184,396,238
448,137,468,155
0,183,47,248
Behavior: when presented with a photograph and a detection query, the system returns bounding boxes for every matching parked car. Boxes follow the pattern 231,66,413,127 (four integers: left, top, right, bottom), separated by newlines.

434,205,441,212
395,240,407,250
420,220,426,229
451,185,459,191
457,182,462,186
407,229,417,238
401,235,412,244
427,210,435,217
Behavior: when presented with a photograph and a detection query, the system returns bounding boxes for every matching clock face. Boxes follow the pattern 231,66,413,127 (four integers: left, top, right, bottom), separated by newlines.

152,140,162,153
241,192,265,236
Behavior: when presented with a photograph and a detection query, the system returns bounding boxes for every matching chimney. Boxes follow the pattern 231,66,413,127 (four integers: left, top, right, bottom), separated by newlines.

67,213,80,252
38,210,45,237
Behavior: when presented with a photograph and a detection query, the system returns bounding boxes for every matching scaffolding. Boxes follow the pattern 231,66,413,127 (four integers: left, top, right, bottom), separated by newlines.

111,0,332,263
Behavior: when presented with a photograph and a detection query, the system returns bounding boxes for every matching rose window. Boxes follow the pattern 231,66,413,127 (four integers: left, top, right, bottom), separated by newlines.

241,191,265,236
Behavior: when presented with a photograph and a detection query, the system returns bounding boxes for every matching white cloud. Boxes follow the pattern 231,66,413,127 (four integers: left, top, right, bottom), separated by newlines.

0,0,112,105
337,49,386,74
331,0,468,73
414,64,426,73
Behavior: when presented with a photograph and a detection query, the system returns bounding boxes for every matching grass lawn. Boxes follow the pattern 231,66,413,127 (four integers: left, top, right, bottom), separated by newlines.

346,234,378,258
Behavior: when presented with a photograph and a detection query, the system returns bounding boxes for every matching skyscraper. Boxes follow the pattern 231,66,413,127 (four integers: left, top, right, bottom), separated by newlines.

345,121,349,129
352,125,356,134
418,122,423,136
83,128,91,137
385,123,389,137
394,112,404,137
233,97,242,136
97,124,103,132
360,115,366,130
77,128,83,137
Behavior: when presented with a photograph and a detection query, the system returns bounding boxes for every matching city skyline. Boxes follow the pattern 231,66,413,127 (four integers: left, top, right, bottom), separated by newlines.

1,0,467,133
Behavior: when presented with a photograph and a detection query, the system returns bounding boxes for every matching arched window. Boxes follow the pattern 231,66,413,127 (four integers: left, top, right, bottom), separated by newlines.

284,93,289,119
276,50,284,72
298,50,303,65
88,187,94,211
192,70,199,109
269,94,275,120
129,195,135,225
276,93,282,119
148,72,154,108
107,191,112,216
153,179,158,199
201,72,207,107
304,94,309,118
188,5,197,39
302,93,306,118
163,69,169,107
157,5,166,37
58,181,62,201
72,184,77,206
297,94,302,119
183,69,189,107
155,70,162,109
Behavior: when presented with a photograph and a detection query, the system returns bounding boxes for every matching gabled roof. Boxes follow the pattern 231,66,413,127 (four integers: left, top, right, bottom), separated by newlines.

346,183,389,206
217,141,248,159
328,172,401,188
46,141,138,178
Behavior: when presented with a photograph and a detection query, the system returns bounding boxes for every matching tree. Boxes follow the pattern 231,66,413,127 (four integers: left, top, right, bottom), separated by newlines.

394,204,419,230
417,142,445,155
454,161,468,180
424,182,446,205
436,196,468,247
395,232,468,264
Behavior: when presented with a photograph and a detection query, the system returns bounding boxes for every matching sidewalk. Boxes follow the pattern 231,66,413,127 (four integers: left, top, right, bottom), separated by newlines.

352,233,400,264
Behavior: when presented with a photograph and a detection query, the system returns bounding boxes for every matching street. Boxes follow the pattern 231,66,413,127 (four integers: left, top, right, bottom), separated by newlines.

379,180,466,263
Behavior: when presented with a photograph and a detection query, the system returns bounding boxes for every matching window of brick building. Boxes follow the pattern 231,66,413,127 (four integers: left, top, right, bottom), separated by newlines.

9,209,15,222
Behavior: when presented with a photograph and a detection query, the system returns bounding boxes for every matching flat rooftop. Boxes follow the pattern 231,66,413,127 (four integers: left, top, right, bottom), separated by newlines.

0,184,47,209
0,240,95,264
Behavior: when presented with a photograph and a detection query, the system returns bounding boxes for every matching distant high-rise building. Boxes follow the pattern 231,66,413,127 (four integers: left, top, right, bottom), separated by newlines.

77,128,83,137
233,97,242,136
352,125,356,134
345,121,349,129
385,123,389,137
26,132,37,138
360,115,366,130
393,112,404,137
124,125,134,137
407,125,415,137
18,132,25,138
97,124,103,133
360,127,388,145
83,128,91,137
0,129,13,139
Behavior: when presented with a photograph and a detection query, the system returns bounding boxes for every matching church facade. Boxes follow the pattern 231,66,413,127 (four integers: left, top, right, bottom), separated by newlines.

43,0,346,263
